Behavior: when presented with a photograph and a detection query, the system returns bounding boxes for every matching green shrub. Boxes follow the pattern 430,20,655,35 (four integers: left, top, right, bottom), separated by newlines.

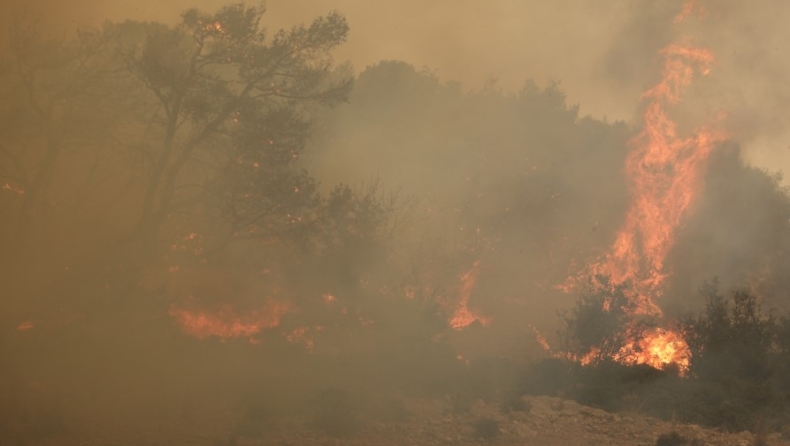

500,395,531,414
655,431,701,446
682,284,775,384
376,397,411,423
516,357,576,396
310,388,358,437
558,278,649,363
234,402,270,438
446,391,474,415
472,417,499,441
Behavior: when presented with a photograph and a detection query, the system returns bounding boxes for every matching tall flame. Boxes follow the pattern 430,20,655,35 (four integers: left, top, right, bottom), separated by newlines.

590,43,724,316
564,3,726,371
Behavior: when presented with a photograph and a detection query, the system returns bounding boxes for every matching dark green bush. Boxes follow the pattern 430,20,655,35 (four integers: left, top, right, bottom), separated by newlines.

472,417,499,441
516,357,576,396
500,395,531,414
559,278,648,363
683,283,775,383
234,401,270,438
679,284,780,430
654,431,701,446
376,397,411,423
310,388,358,437
446,391,474,415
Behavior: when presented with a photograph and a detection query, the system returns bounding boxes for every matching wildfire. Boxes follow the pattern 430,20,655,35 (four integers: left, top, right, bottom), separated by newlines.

169,299,291,342
674,0,705,24
563,2,724,371
578,348,601,366
203,21,225,33
449,260,492,330
529,324,552,352
285,326,321,352
621,327,690,371
588,41,724,315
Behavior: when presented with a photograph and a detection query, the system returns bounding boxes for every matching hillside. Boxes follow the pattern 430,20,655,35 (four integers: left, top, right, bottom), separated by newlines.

77,395,782,446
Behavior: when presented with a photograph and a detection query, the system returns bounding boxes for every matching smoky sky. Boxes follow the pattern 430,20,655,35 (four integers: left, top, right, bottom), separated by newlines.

4,2,790,439
6,0,790,157
4,0,790,314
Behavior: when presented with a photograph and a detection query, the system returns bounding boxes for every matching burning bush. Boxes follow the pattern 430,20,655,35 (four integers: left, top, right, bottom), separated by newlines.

541,279,790,432
558,278,656,366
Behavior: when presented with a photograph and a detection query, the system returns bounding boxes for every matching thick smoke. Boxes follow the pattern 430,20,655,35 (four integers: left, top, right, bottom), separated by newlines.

3,0,790,444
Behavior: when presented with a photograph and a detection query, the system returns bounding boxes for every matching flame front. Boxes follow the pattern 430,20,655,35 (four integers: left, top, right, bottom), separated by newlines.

169,299,291,342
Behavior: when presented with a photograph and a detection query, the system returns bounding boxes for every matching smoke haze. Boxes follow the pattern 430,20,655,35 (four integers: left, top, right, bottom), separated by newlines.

7,0,788,173
3,0,790,444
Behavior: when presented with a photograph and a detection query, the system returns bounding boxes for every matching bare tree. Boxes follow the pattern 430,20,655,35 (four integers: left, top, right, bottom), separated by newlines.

0,16,123,248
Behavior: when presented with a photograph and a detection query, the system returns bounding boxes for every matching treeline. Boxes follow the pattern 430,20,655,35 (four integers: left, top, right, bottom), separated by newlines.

0,2,637,359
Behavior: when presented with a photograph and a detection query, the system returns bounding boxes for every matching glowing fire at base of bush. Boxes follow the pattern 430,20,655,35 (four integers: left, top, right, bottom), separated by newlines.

559,1,722,374
620,327,690,373
566,327,690,374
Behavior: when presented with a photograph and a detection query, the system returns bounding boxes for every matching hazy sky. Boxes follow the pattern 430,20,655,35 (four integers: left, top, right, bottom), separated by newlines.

4,0,790,177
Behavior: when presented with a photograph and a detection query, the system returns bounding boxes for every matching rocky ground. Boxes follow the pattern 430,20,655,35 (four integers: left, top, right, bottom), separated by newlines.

8,394,788,446
252,396,788,446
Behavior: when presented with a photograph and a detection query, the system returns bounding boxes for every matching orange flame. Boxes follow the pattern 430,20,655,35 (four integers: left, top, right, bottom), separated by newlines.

621,327,690,372
674,1,706,23
589,42,725,316
169,299,290,341
564,4,724,371
578,347,601,366
449,260,492,330
285,326,316,352
529,325,552,352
